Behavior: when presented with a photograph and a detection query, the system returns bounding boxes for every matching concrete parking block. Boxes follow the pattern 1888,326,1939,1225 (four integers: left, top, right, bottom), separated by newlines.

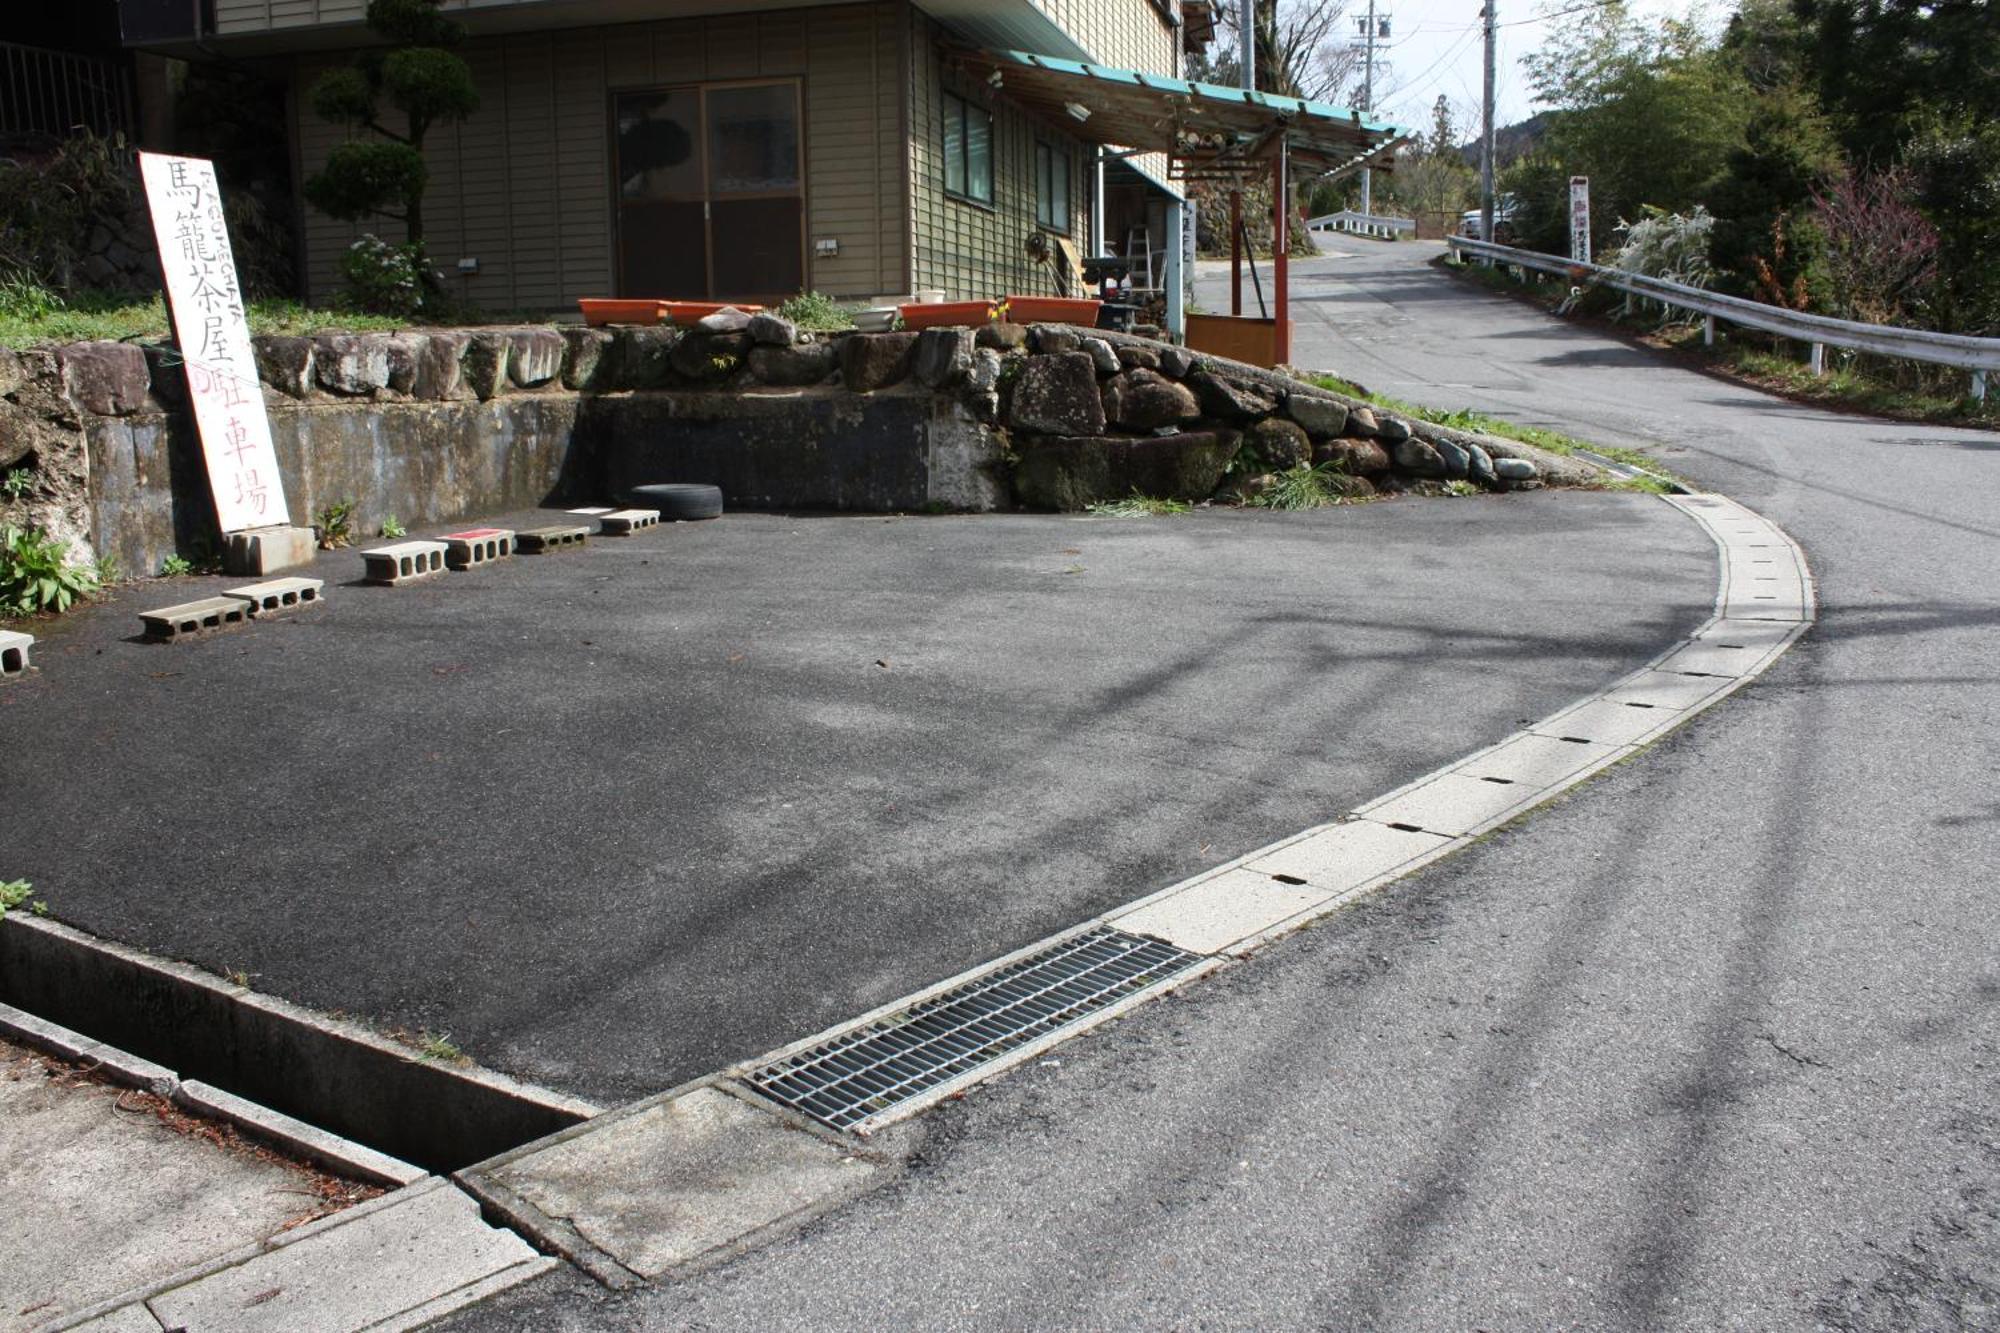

516,525,589,553
1246,820,1454,893
145,1178,550,1333
1357,772,1545,838
1111,868,1329,956
442,528,515,570
598,508,661,535
361,541,449,586
224,576,324,617
465,1084,885,1283
138,596,249,642
1,628,32,676
223,526,316,577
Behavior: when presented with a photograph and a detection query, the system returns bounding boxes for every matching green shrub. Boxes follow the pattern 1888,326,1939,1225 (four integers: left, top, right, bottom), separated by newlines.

1,525,100,617
776,290,855,331
339,235,430,316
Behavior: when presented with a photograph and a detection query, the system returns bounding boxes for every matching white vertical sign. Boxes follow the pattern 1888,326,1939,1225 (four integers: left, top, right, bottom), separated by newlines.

1569,175,1592,264
138,151,291,532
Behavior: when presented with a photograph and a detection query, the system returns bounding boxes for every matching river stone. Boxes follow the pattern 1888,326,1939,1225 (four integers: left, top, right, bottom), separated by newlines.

1467,443,1498,486
1284,392,1348,439
509,328,565,387
560,327,614,390
747,342,838,386
383,335,422,394
1375,414,1413,444
914,327,977,388
1158,346,1195,378
1031,325,1081,355
1315,438,1391,475
746,312,797,346
252,336,314,399
1080,337,1119,376
977,322,1029,351
1187,371,1276,422
462,332,509,400
840,332,918,391
1007,352,1105,435
314,333,392,397
1013,430,1235,510
415,331,469,400
1245,416,1311,469
1431,435,1471,478
1494,456,1539,482
1115,345,1161,372
1345,405,1380,437
56,342,149,416
1392,436,1446,476
694,306,752,335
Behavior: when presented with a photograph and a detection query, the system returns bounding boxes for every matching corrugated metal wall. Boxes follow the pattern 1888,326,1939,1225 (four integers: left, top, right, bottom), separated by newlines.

294,2,907,311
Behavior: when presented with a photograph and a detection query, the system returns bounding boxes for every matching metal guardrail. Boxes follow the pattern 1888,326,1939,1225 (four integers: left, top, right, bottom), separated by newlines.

1448,233,1996,401
1309,210,1415,240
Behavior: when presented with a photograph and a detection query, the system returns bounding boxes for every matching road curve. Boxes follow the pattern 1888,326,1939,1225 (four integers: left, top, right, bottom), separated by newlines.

448,243,1999,1331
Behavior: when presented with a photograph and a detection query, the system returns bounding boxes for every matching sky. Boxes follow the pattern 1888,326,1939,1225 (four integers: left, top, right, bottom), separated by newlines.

1345,0,1698,135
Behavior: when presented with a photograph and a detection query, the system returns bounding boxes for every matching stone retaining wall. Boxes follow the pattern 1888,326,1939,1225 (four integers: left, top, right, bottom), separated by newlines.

0,308,1597,576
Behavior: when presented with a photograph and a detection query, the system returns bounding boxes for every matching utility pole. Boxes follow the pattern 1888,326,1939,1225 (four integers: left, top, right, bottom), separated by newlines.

1358,0,1382,217
1239,0,1255,92
1233,0,1253,317
1479,0,1497,247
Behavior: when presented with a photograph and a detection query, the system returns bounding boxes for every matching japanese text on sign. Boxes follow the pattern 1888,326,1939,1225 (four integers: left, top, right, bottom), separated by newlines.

1569,176,1592,266
138,152,291,532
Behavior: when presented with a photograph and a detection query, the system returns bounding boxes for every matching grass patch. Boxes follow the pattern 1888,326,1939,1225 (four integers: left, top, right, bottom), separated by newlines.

1253,463,1372,510
775,290,857,332
1303,373,1686,490
416,1030,465,1064
0,285,558,351
1085,493,1193,518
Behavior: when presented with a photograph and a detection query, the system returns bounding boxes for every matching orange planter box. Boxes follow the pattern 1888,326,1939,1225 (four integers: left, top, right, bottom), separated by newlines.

661,300,767,323
578,299,669,326
897,300,996,330
1001,296,1102,325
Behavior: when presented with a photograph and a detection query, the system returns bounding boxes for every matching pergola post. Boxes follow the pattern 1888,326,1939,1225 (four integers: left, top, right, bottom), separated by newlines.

1230,190,1243,316
1273,142,1290,367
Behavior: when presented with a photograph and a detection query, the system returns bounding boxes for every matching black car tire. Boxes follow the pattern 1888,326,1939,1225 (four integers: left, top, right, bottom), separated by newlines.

629,483,724,520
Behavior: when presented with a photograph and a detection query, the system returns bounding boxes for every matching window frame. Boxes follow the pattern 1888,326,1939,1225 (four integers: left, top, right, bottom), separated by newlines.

941,89,994,207
1034,140,1073,232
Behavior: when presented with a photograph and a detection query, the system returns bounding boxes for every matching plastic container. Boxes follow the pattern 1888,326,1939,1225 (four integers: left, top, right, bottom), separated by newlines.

896,300,995,330
1002,296,1103,325
577,299,669,326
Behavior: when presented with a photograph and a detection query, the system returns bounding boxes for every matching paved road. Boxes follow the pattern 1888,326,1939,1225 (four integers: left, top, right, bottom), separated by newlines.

449,243,2000,1327
0,491,1708,1112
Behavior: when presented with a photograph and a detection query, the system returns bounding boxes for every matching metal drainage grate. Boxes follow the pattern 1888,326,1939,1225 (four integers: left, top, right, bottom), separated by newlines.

747,927,1205,1132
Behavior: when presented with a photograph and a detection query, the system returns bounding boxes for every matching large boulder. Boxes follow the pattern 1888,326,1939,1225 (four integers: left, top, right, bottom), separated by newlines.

1112,370,1200,430
415,332,469,400
1013,430,1236,510
977,322,1029,351
694,306,752,335
1158,346,1195,378
1429,435,1471,479
1391,436,1447,477
383,335,422,394
560,327,614,390
57,342,150,416
1006,352,1105,435
1080,337,1119,376
1315,438,1391,475
747,341,838,386
462,332,509,400
508,328,565,387
617,328,678,389
1494,456,1539,483
252,336,314,399
747,312,798,346
1467,443,1498,487
1244,416,1311,469
840,332,918,391
1115,344,1161,372
670,331,742,382
1186,371,1276,422
1030,325,1080,355
1284,392,1348,439
914,327,977,388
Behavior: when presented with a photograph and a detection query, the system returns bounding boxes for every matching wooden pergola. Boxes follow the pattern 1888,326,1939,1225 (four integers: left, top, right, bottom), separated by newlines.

955,48,1412,363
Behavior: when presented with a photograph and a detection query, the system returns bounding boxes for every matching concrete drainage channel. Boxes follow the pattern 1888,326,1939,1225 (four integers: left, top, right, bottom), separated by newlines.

0,916,599,1331
6,490,1813,1321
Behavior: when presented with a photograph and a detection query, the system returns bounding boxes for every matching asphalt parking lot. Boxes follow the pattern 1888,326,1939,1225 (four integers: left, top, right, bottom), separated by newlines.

0,493,1712,1106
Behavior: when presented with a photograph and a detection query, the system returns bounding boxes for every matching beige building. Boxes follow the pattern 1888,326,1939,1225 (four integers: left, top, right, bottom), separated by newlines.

123,0,1211,315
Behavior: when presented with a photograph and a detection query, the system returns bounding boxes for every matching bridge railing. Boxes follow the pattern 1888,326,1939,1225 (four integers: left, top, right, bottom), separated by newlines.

1447,233,1997,402
1308,211,1415,241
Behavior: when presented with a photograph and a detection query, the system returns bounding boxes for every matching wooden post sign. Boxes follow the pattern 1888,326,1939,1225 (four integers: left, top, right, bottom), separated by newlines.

139,152,291,533
1568,175,1592,265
